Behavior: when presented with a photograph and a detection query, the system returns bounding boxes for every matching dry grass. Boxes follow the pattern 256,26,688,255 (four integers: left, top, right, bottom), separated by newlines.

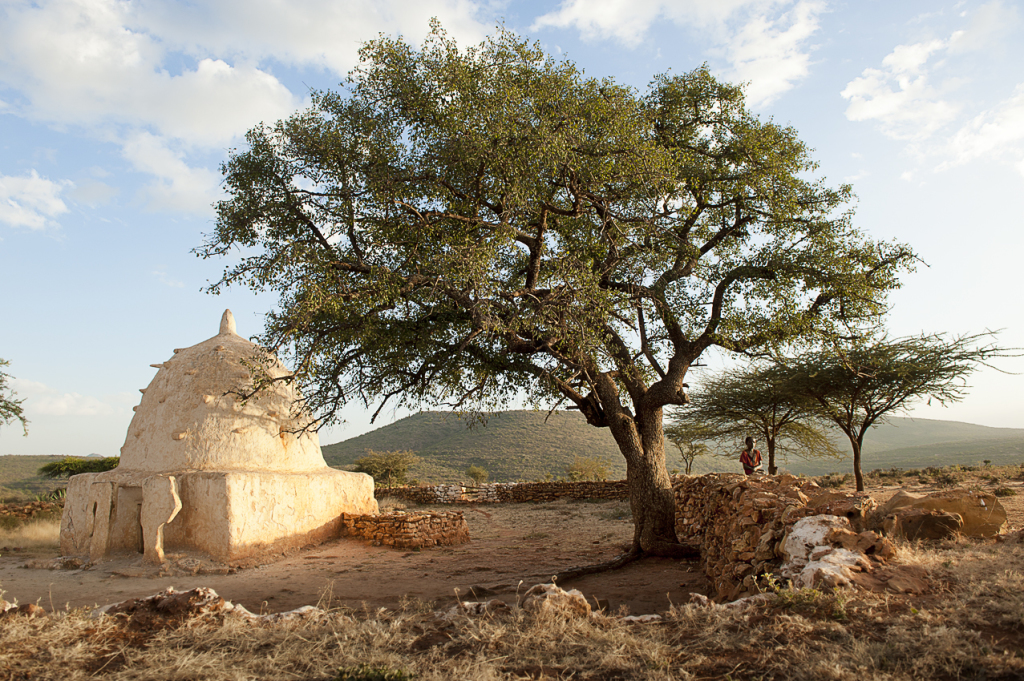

2,536,1023,680
0,517,60,552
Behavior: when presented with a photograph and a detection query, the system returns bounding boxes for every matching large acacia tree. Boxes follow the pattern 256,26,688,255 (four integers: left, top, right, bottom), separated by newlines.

201,25,915,559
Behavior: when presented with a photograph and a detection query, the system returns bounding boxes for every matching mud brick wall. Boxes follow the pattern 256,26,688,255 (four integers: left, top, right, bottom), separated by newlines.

376,480,630,504
673,473,825,600
339,511,470,549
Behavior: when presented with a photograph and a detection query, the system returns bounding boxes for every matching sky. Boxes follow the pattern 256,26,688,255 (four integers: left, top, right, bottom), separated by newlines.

1,0,1022,457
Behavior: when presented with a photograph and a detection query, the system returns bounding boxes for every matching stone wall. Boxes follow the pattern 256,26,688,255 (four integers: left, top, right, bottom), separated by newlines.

376,480,630,504
673,473,826,600
339,511,470,549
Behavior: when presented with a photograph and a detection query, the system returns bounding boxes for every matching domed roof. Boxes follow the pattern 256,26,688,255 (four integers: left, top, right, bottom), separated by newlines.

118,310,328,473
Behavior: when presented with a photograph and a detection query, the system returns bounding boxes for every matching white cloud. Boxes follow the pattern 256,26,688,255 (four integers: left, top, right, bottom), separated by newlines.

121,132,221,214
133,0,489,75
70,179,119,207
532,0,824,106
714,1,824,106
9,378,134,417
841,2,1024,176
0,0,491,218
940,85,1024,175
0,170,72,229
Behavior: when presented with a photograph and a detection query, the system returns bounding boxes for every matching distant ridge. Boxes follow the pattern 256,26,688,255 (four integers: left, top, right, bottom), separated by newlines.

322,411,1024,483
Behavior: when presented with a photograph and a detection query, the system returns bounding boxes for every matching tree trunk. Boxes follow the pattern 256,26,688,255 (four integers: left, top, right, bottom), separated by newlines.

766,437,777,475
612,405,693,557
851,436,864,492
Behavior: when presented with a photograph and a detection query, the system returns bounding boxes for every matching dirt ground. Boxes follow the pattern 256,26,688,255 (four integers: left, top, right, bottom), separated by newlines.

0,498,705,616
2,482,1021,617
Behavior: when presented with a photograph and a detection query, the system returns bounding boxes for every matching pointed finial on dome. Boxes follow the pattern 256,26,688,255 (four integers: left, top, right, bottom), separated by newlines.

219,309,238,336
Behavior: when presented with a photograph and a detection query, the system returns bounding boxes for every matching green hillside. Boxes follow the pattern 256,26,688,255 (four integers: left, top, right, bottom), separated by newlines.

0,454,67,501
323,411,1024,483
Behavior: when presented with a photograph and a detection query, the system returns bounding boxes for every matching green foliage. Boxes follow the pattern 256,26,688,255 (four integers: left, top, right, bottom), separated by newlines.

37,456,120,479
336,664,414,681
353,450,419,488
994,487,1017,497
0,358,27,436
465,464,488,485
564,455,611,482
200,22,913,474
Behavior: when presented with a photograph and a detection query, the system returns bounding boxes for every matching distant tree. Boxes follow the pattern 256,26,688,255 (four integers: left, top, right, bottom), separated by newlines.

673,363,842,475
465,464,489,485
353,449,419,488
565,455,611,482
0,358,28,436
663,420,719,475
784,333,1012,491
200,23,916,560
38,456,120,478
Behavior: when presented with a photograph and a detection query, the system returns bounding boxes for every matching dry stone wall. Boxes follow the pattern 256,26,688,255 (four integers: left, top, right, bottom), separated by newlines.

376,480,630,504
672,473,894,600
339,511,470,549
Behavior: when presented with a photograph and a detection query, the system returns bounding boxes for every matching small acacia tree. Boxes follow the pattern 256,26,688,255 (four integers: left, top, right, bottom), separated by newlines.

672,363,842,475
784,333,1011,491
663,420,719,474
1,358,28,435
201,24,915,561
353,450,419,488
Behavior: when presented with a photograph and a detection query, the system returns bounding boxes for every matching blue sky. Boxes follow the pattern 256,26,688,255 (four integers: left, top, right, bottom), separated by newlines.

1,0,1022,457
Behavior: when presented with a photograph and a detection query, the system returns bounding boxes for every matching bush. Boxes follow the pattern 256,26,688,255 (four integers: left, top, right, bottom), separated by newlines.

353,450,419,488
465,465,488,485
994,487,1017,497
37,457,119,479
564,456,610,482
816,472,851,489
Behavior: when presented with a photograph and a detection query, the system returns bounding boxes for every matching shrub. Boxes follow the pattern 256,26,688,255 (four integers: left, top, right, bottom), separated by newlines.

817,472,851,489
37,457,119,479
994,487,1017,497
465,465,488,485
564,455,610,482
353,450,419,488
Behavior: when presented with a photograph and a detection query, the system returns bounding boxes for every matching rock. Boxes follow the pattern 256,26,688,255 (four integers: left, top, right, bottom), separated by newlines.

521,583,591,618
807,492,878,531
873,489,1005,538
779,515,872,589
439,599,511,620
881,507,963,541
0,603,47,618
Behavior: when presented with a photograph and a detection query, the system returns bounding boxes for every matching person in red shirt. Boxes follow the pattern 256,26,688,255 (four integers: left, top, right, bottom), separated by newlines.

740,437,763,475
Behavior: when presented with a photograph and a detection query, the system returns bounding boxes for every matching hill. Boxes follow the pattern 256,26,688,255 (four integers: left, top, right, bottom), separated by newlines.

0,454,66,501
322,411,1024,482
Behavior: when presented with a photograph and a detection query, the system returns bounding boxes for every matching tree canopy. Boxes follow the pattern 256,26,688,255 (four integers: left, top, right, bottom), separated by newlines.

0,358,27,436
783,333,1010,491
200,23,916,557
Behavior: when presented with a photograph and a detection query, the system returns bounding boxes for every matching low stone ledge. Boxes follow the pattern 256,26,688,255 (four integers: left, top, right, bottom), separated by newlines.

339,511,470,549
